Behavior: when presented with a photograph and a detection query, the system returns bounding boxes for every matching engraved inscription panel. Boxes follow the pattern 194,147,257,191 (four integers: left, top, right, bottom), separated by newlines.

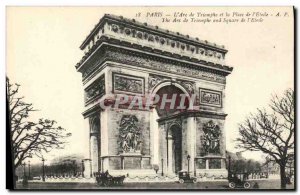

199,88,222,107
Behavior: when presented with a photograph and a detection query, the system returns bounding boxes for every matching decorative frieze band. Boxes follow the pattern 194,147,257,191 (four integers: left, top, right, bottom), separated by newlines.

107,50,226,84
79,14,227,63
107,22,225,60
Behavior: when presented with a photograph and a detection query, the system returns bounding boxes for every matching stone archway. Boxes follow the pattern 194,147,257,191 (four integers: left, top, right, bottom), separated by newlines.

150,82,190,175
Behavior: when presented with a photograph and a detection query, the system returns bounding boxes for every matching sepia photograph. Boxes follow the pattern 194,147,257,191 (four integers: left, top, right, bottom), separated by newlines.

6,6,294,190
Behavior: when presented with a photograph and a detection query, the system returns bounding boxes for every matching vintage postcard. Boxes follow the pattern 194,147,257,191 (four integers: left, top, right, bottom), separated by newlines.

6,6,294,190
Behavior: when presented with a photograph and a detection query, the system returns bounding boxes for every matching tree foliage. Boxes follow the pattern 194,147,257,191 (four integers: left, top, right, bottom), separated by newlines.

7,78,71,169
230,159,261,173
236,88,294,188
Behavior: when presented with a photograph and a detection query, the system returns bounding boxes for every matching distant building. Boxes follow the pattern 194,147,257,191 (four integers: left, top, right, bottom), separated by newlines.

50,154,84,166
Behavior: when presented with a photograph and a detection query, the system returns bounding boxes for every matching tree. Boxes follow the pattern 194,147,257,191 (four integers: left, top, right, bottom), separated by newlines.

226,151,262,174
236,89,294,189
7,78,71,188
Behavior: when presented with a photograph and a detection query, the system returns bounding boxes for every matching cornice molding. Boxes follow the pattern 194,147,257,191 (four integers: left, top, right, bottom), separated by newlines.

80,14,227,52
76,36,233,73
82,104,101,118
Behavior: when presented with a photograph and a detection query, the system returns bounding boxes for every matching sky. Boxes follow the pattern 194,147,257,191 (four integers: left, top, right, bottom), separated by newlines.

6,7,294,164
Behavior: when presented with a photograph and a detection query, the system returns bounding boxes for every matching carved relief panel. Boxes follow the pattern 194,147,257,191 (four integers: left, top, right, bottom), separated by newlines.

148,74,170,92
113,73,145,95
177,80,196,94
118,115,142,153
201,120,221,155
85,75,105,104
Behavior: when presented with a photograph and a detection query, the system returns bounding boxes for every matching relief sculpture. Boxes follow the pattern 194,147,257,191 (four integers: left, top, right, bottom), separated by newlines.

202,120,221,154
148,74,170,92
119,115,142,153
114,74,144,94
178,80,195,94
85,75,105,103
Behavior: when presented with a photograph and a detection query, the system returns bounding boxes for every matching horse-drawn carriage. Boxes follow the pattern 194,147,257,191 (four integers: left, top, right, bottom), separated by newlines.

95,171,125,187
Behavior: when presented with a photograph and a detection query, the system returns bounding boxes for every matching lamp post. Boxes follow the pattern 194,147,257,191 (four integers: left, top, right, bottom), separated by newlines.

101,158,104,172
73,160,76,176
266,156,270,178
23,162,26,178
42,158,45,182
194,158,196,176
161,158,164,176
228,155,231,175
28,160,31,179
81,160,84,177
187,155,191,173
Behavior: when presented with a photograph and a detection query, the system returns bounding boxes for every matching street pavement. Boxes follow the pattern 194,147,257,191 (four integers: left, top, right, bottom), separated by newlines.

16,179,295,190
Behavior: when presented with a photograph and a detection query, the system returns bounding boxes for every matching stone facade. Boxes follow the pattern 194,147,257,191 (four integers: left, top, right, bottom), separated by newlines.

76,14,232,178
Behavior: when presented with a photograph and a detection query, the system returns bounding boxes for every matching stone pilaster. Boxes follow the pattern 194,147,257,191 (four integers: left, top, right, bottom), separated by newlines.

83,159,92,178
90,134,99,174
159,122,167,176
167,135,173,175
150,108,159,165
100,110,109,171
206,159,209,170
186,116,196,173
83,117,92,178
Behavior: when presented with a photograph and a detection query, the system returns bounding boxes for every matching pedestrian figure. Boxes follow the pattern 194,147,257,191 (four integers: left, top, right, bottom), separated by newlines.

22,176,28,188
253,182,259,189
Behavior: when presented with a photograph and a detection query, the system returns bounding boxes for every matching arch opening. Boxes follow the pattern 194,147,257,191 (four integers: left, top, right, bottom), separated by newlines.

169,124,182,174
154,84,190,118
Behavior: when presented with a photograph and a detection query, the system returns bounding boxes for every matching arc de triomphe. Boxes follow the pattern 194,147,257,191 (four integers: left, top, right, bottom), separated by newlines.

75,14,233,178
